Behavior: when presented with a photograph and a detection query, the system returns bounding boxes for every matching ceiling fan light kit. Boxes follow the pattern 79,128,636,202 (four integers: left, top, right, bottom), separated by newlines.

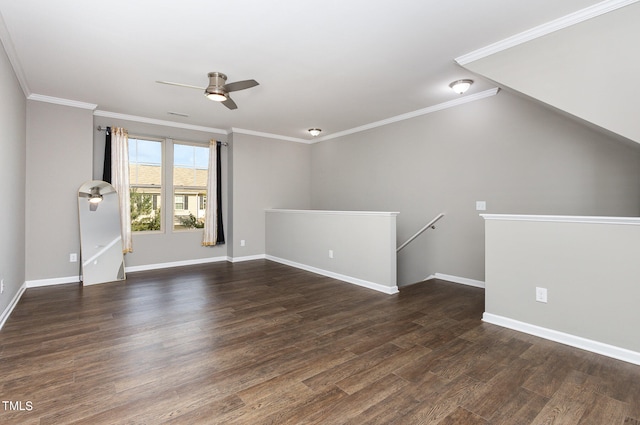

205,90,228,102
88,186,103,204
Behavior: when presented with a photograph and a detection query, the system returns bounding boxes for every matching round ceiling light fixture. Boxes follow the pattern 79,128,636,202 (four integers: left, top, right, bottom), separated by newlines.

308,128,322,137
449,79,474,94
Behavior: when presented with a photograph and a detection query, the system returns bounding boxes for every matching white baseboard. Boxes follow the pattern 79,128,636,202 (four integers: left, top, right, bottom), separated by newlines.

425,273,485,289
265,255,399,295
17,252,398,293
483,313,640,366
20,255,262,289
228,254,267,263
0,282,26,330
26,276,80,288
125,256,229,273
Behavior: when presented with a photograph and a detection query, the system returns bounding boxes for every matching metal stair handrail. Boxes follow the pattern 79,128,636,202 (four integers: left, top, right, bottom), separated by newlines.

396,212,445,253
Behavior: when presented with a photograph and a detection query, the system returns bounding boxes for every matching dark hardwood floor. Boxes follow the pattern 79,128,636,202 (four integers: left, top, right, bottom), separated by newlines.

1,260,639,424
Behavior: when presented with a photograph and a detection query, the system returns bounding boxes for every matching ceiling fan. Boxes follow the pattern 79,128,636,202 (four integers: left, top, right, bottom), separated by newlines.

157,72,259,110
79,185,113,211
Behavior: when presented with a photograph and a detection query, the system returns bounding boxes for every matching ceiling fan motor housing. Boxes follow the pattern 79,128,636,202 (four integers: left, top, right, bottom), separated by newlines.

205,72,229,100
207,72,227,88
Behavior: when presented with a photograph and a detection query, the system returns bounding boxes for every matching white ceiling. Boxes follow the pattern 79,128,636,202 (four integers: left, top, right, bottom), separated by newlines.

0,0,604,141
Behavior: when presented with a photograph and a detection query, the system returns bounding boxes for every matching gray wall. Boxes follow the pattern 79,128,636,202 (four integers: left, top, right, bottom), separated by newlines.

10,53,640,296
311,91,640,285
17,113,314,273
0,40,26,316
93,116,229,267
463,2,640,144
266,210,398,292
484,216,640,355
25,101,94,282
230,133,311,259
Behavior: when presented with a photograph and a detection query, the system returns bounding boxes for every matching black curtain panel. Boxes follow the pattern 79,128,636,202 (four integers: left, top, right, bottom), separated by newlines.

102,127,112,183
216,141,225,244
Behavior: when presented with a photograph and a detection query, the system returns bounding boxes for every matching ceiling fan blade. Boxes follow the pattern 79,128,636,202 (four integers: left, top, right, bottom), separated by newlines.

156,80,205,90
222,96,238,110
224,79,259,92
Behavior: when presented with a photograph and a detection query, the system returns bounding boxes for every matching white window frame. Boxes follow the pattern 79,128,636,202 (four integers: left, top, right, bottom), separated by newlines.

128,135,165,234
172,140,209,232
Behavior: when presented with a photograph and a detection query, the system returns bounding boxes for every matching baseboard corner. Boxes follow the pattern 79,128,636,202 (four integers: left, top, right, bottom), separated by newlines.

426,273,485,289
0,282,27,330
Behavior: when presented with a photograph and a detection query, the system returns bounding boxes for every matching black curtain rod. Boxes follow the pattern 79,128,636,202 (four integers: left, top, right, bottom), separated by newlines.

96,126,228,146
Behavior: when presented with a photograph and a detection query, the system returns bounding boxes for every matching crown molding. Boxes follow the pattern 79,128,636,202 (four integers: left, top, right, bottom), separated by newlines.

28,93,97,110
230,127,311,144
315,88,500,142
39,89,499,145
0,10,30,97
456,0,639,65
94,110,227,135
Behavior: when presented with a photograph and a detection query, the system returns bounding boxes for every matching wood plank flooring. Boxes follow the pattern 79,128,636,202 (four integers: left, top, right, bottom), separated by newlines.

1,260,639,424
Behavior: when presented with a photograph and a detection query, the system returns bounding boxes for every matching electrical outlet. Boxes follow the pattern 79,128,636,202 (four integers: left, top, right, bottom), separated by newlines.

1,279,4,294
70,253,78,263
535,287,548,303
476,201,487,211
240,240,246,247
329,249,334,259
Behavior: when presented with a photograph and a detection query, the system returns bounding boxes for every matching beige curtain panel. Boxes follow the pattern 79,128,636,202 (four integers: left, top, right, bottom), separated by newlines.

202,139,219,246
111,127,133,253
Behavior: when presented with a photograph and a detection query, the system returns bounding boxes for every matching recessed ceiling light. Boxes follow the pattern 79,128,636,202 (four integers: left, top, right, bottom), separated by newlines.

308,128,322,137
449,79,474,94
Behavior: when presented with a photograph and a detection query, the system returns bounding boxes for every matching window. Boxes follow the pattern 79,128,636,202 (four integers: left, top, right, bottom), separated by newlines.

129,137,162,231
173,142,209,230
175,195,186,211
